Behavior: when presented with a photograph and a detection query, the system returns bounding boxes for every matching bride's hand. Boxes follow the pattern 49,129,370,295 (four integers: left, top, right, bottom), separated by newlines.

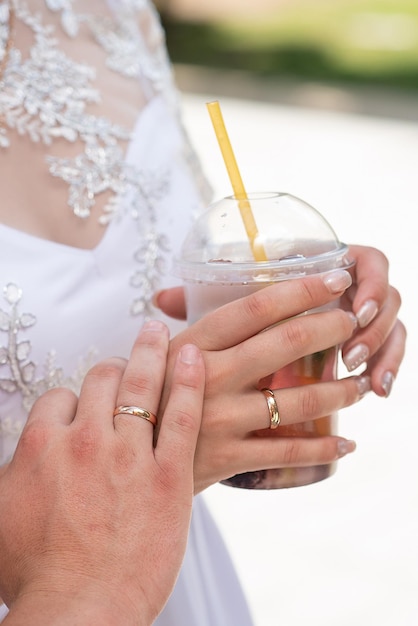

155,244,406,398
159,269,366,494
340,245,405,397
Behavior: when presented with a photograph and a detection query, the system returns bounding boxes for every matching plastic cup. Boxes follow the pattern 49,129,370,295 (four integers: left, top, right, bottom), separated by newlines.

174,192,354,490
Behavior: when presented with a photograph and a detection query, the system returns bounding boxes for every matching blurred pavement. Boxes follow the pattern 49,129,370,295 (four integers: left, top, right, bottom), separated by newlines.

180,84,417,626
175,65,418,123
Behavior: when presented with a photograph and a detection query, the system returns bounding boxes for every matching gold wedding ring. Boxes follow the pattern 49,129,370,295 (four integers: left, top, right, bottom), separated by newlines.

113,405,157,427
260,388,280,429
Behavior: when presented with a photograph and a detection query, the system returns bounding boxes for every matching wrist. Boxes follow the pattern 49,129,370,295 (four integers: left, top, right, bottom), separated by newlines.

4,580,149,626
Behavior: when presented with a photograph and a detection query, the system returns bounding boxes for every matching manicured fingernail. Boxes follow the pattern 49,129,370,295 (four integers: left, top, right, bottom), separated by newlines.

343,343,369,372
356,299,379,328
323,269,352,293
180,344,200,365
355,375,371,398
142,320,165,332
346,311,359,330
381,371,394,397
338,439,356,457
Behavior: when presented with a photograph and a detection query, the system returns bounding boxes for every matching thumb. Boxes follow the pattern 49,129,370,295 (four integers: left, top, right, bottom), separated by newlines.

153,287,187,321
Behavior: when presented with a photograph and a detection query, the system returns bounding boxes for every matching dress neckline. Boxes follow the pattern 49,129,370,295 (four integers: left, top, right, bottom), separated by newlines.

0,95,164,257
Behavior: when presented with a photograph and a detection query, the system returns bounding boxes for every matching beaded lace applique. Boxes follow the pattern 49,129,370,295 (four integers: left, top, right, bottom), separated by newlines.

0,0,190,320
0,0,176,221
126,168,171,317
0,283,95,415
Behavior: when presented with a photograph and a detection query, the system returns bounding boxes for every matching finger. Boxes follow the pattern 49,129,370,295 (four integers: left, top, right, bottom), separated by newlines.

218,436,356,480
226,308,357,387
214,375,370,434
342,286,401,372
14,388,79,466
155,344,205,486
26,387,78,427
75,357,126,430
261,376,370,431
364,320,407,397
180,269,353,351
114,321,170,442
153,286,187,320
344,245,389,327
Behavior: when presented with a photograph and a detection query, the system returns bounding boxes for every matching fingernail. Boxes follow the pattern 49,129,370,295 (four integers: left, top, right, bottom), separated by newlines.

381,371,394,397
323,269,352,293
346,311,359,330
356,299,379,328
343,343,369,372
142,320,165,332
355,375,371,398
180,344,200,365
337,439,356,457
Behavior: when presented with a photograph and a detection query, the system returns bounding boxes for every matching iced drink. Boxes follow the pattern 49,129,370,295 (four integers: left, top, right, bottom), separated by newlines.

223,347,338,488
174,192,353,490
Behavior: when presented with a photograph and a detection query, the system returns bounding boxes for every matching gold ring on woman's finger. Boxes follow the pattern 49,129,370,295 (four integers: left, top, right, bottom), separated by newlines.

260,388,280,429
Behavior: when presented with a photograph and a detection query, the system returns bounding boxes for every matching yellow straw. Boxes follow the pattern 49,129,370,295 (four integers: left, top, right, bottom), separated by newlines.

206,101,268,262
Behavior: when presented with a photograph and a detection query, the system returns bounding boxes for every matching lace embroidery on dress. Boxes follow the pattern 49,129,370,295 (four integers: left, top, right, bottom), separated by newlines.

0,0,211,209
0,0,159,221
0,1,211,319
0,283,95,417
0,0,177,319
126,167,171,317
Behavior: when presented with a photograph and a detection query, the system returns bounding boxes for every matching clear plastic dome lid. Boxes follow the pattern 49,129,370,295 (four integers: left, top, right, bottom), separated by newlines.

174,192,353,283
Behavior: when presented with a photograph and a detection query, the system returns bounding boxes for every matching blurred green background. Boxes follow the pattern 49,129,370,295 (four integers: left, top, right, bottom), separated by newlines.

158,0,418,92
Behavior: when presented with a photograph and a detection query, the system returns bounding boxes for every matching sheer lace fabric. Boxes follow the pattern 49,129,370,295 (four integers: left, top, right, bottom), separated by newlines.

0,0,186,230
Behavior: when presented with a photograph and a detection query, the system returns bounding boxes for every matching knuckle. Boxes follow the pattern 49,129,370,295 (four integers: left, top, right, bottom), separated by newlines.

243,289,272,322
169,407,197,434
18,421,50,456
282,318,311,353
88,359,125,382
297,278,318,305
70,425,101,462
42,386,75,403
32,386,77,413
298,386,321,419
282,438,302,465
122,371,154,396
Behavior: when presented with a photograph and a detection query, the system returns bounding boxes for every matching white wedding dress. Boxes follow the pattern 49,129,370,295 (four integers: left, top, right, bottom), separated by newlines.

0,1,253,623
